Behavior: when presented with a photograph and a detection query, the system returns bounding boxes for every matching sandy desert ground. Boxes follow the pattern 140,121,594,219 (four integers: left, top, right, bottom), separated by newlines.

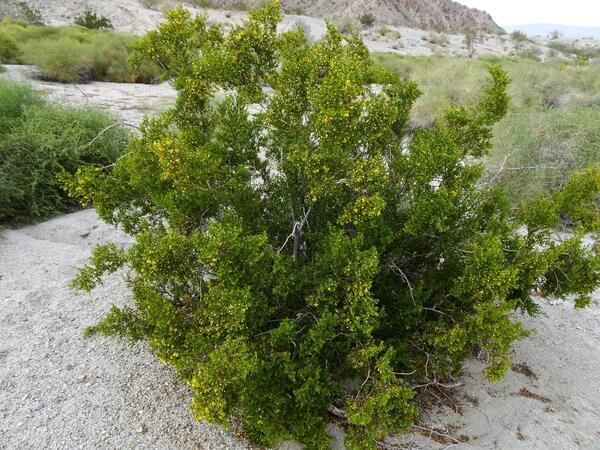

1,210,599,449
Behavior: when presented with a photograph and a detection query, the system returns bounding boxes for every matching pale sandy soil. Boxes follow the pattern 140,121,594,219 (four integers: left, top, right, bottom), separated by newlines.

1,210,599,450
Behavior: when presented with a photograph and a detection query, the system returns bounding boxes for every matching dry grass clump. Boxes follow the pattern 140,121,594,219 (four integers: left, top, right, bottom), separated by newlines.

0,17,162,83
373,53,600,203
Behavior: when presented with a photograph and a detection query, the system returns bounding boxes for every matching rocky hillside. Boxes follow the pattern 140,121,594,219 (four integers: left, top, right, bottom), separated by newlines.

212,0,503,33
0,0,503,34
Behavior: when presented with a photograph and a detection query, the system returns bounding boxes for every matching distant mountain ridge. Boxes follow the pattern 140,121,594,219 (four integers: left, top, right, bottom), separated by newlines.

504,24,600,39
212,0,504,33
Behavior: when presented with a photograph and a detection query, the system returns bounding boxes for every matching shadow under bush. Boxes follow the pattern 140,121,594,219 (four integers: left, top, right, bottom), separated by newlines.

0,81,129,224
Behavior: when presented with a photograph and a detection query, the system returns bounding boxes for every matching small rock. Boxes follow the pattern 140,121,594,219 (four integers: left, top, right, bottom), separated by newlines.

75,374,89,384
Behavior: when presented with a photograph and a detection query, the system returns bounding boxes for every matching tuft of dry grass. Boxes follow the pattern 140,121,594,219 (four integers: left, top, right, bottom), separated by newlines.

512,362,538,379
517,388,552,403
373,53,600,203
0,18,162,83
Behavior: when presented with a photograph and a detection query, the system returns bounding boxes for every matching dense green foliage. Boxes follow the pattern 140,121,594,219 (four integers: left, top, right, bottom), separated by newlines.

0,30,19,62
74,10,114,31
358,12,376,27
0,81,128,224
68,3,600,448
373,54,600,203
0,17,161,83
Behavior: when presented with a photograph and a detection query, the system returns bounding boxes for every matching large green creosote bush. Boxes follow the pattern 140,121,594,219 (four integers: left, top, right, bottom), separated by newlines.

0,81,128,223
67,2,600,448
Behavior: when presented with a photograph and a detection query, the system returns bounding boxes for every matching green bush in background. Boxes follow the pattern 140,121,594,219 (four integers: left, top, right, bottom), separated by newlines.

0,30,20,63
75,10,114,30
0,80,42,132
373,53,600,204
0,81,129,224
0,17,162,83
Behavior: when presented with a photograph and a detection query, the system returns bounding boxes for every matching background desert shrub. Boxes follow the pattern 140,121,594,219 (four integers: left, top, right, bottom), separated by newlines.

516,47,542,61
0,81,129,224
487,107,600,203
337,16,358,35
423,32,450,47
0,80,43,134
74,10,113,30
17,1,44,25
510,30,529,43
549,29,562,40
19,35,91,82
377,26,391,36
0,31,20,62
0,19,162,83
547,40,600,60
372,53,600,202
358,11,375,27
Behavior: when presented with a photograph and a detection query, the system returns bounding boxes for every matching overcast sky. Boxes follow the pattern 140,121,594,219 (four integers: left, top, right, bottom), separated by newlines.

456,0,600,26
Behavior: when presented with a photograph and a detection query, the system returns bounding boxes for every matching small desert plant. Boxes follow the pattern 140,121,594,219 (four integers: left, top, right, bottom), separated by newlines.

191,0,216,7
464,29,478,58
379,27,401,42
510,30,528,42
358,11,375,27
338,17,358,35
517,47,542,61
424,32,450,47
285,6,305,15
548,29,562,40
510,30,529,50
378,26,391,36
75,10,114,30
0,81,129,224
66,3,600,449
139,0,164,8
17,1,44,25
